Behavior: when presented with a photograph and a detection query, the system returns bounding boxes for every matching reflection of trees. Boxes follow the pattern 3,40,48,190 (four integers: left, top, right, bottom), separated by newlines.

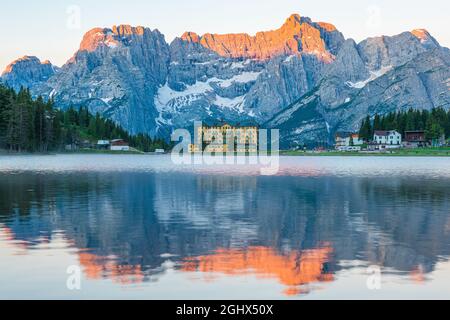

1,172,450,285
358,178,450,272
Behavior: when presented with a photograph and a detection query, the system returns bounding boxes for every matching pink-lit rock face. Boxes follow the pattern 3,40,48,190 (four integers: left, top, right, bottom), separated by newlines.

80,15,341,61
411,28,431,41
79,28,109,52
180,14,340,61
317,22,337,32
410,29,440,49
79,25,150,52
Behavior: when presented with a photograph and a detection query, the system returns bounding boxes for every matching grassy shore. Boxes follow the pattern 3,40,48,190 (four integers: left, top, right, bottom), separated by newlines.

0,148,146,156
63,149,146,155
282,147,450,157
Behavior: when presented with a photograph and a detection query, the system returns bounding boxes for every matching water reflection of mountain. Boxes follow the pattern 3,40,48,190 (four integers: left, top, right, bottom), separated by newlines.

1,172,449,292
182,246,334,296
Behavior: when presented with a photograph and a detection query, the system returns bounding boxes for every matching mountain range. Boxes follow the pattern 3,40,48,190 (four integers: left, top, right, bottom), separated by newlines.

1,14,449,147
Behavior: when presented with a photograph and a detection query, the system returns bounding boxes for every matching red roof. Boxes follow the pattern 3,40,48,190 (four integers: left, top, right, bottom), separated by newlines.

111,139,128,146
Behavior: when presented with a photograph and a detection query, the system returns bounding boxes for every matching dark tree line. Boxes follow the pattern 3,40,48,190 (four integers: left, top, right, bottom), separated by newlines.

359,108,450,142
0,85,169,152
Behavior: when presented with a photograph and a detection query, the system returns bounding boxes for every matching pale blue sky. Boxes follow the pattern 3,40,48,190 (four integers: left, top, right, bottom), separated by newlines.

1,0,448,70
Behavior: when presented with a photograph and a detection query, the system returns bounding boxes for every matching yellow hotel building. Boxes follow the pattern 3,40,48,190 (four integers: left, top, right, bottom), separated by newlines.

189,123,258,153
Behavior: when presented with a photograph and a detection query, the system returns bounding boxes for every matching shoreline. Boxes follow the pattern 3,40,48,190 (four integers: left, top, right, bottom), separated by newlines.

0,149,155,156
1,153,449,158
280,152,450,158
281,147,450,157
2,147,450,157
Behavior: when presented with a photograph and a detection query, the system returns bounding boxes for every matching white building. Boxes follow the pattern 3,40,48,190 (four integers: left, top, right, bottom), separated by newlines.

335,133,364,151
373,130,402,146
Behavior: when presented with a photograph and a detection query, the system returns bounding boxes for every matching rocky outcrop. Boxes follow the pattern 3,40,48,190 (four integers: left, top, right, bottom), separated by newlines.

1,56,58,92
181,14,344,61
411,29,440,49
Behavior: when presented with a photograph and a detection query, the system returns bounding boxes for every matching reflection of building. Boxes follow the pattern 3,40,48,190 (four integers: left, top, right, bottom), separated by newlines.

189,123,258,153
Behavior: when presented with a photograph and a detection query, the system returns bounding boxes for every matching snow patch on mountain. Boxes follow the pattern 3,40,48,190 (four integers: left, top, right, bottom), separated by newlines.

284,55,296,63
101,97,114,104
214,95,246,112
294,123,317,135
155,81,212,108
346,65,393,89
216,71,261,88
229,60,252,69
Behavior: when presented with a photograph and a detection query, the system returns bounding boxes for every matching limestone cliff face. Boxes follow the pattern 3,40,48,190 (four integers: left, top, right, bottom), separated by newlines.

181,14,344,61
1,14,449,145
45,25,171,135
1,56,58,92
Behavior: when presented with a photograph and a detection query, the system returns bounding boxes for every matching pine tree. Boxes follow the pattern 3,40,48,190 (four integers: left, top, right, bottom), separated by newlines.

373,114,382,132
0,83,171,153
359,108,449,146
359,116,372,142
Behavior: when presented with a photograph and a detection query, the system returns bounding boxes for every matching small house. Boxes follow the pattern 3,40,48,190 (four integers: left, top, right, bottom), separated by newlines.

335,132,364,150
97,140,110,150
110,139,130,151
373,130,402,146
403,131,427,148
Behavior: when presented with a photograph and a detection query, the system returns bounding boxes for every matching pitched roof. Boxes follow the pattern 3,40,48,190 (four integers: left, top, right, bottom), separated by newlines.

374,130,399,136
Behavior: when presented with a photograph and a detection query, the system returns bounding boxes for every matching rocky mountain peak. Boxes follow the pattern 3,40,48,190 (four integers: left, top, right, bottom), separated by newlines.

180,31,200,43
176,14,344,61
79,28,112,52
2,56,40,75
281,13,304,29
411,28,440,49
78,25,157,52
411,28,431,40
280,13,326,32
112,24,146,36
1,56,57,91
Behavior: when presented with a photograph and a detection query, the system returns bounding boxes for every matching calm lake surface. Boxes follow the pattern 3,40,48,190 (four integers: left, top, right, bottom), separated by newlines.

1,155,450,300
